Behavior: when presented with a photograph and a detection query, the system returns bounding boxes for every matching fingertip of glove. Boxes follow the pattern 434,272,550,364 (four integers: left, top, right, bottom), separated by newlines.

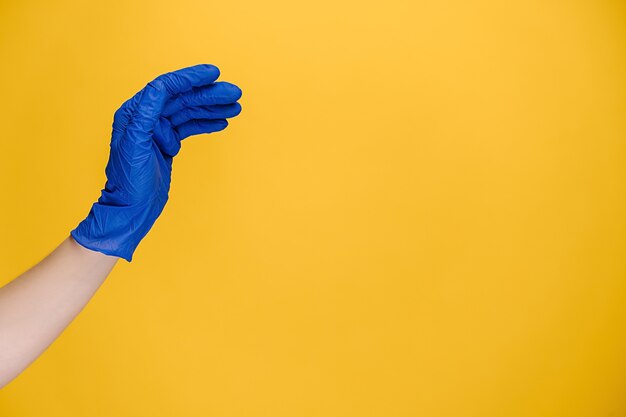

230,84,243,100
195,63,220,78
212,119,229,132
232,101,243,116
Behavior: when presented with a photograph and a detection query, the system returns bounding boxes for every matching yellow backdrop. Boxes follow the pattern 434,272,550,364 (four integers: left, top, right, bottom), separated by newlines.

1,0,625,416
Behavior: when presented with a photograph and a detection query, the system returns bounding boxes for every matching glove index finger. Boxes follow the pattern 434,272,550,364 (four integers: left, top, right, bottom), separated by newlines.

153,64,220,97
161,82,243,117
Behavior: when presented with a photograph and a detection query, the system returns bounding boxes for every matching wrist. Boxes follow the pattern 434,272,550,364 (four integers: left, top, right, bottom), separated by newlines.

71,197,165,262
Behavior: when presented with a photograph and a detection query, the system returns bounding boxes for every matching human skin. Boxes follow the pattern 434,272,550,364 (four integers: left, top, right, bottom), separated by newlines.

0,64,242,388
0,237,117,388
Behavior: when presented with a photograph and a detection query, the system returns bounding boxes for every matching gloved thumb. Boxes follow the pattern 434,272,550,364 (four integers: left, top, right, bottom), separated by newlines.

153,116,181,157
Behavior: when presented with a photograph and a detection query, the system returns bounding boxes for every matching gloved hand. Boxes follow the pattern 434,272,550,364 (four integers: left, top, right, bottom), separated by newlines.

71,64,242,261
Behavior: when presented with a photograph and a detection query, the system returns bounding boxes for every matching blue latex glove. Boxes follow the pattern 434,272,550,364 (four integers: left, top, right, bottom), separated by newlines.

71,64,242,261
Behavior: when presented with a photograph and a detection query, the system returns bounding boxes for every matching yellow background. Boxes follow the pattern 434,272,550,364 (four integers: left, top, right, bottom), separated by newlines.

1,0,625,416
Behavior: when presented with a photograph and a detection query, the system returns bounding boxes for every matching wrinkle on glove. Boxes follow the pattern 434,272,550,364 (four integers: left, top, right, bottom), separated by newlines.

71,64,242,261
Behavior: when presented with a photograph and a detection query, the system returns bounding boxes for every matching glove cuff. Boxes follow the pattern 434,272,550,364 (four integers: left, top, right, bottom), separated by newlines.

70,198,165,262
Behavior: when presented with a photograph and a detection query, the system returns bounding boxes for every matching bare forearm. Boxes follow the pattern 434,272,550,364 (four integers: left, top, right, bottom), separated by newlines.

0,236,118,388
0,65,241,389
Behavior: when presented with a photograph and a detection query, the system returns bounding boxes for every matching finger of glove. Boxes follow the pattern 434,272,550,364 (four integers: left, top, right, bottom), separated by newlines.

176,119,229,140
152,64,220,96
154,117,182,157
169,103,242,126
154,116,230,157
113,65,217,137
162,82,242,117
